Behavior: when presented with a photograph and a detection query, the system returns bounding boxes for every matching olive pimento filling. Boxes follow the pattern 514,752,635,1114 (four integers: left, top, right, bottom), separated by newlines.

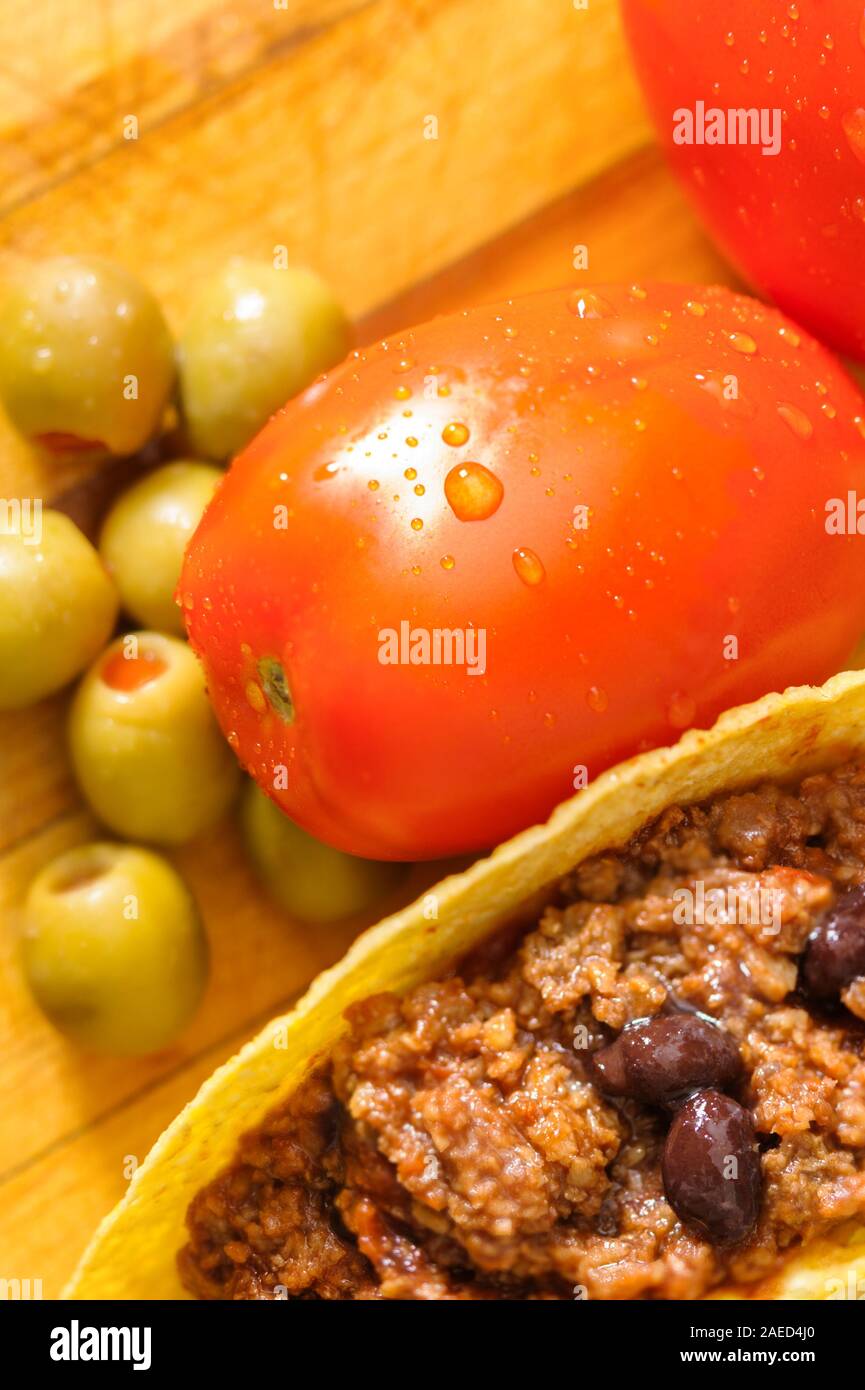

33,431,107,454
180,762,865,1301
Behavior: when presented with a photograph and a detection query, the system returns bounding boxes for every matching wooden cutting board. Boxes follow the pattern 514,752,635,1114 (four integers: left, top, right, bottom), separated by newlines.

0,0,734,1299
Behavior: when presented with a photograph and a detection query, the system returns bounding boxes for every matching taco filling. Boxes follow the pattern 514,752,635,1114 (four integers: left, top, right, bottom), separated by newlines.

179,762,865,1301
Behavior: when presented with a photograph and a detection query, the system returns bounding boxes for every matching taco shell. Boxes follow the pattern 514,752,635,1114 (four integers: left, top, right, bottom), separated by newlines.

65,669,865,1299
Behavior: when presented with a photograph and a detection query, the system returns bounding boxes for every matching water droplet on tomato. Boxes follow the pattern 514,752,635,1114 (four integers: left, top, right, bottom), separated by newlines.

854,416,865,441
394,384,411,400
685,301,707,317
245,680,266,713
368,479,380,490
442,422,470,447
512,546,546,586
393,357,415,373
444,462,504,521
404,467,417,480
821,401,837,420
440,554,455,570
410,517,423,531
630,376,648,391
567,290,615,319
314,461,340,481
668,693,696,729
628,284,648,300
728,332,757,355
586,685,609,713
777,402,813,438
406,436,418,447
778,325,801,347
842,109,865,164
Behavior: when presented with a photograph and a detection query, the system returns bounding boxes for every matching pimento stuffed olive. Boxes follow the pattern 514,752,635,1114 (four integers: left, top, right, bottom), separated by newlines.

100,461,222,635
0,509,118,711
0,256,175,456
23,842,207,1055
177,260,349,460
69,632,240,845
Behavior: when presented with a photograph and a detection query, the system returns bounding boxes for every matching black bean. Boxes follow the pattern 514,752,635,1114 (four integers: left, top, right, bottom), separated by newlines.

662,1091,761,1247
588,1013,743,1106
801,885,865,1000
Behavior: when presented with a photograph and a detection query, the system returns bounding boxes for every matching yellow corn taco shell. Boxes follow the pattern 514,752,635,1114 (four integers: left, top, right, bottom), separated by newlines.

65,669,865,1300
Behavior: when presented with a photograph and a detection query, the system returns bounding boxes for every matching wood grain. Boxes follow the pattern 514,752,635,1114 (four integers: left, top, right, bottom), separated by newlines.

0,0,651,504
0,0,740,1301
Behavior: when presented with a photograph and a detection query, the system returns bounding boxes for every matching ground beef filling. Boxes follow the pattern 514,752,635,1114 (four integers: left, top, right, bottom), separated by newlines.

180,764,865,1300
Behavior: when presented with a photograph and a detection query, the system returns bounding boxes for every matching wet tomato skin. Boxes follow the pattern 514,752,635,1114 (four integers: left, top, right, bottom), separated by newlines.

621,2,865,361
181,284,865,860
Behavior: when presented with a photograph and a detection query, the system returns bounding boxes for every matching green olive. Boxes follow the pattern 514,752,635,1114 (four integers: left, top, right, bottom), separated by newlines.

0,256,175,456
240,781,405,923
23,841,207,1055
69,632,239,844
0,508,118,711
178,259,349,459
99,461,222,634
